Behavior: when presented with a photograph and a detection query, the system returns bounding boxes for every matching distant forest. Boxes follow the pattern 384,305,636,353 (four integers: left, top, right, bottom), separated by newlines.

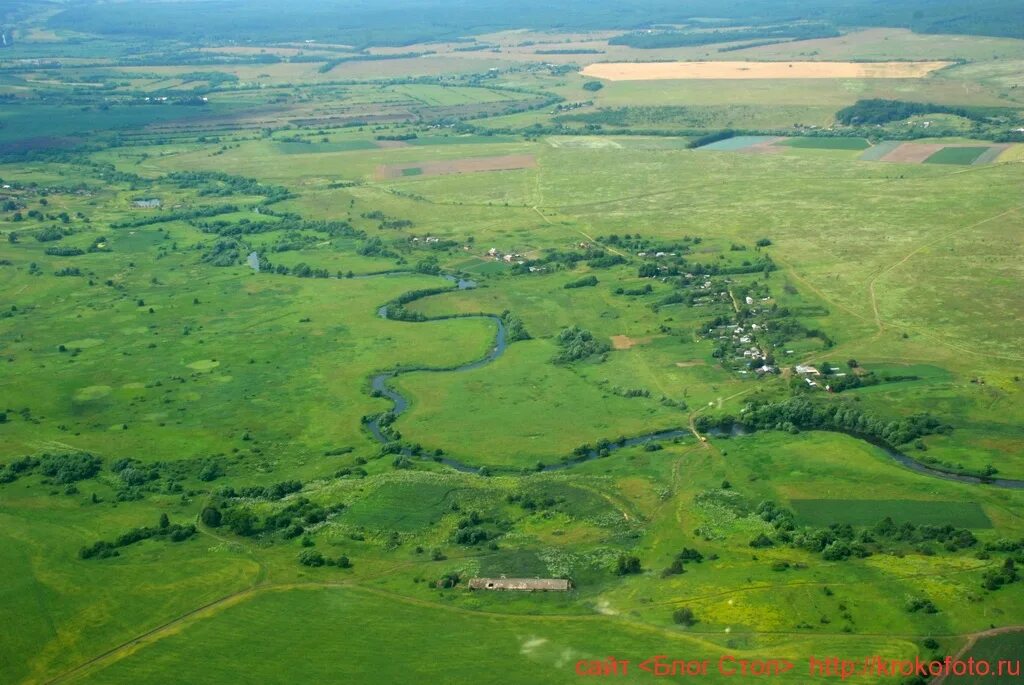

44,0,1024,47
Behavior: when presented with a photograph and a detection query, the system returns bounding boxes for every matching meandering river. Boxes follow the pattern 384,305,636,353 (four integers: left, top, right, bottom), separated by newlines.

363,274,1024,487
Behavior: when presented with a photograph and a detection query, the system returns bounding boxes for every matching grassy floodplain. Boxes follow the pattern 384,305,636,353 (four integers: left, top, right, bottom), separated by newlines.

0,3,1023,684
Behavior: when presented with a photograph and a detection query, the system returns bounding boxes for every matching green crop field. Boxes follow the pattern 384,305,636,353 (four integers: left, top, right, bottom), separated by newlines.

781,137,872,150
791,500,993,528
945,631,1024,683
924,146,992,164
1,2,1023,683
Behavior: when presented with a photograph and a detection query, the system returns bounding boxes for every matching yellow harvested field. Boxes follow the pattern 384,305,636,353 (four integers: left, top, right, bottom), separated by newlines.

581,60,952,81
997,144,1024,163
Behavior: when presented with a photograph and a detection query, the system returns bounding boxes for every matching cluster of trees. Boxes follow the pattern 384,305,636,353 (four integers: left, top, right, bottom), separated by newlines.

752,501,978,562
616,554,642,575
639,255,775,279
500,310,531,342
206,496,344,539
34,227,67,242
982,558,1019,591
381,286,453,322
614,284,653,296
705,398,952,449
110,458,161,488
452,510,503,546
54,267,83,277
563,275,598,289
112,204,238,229
164,169,290,202
0,452,103,485
507,491,561,512
510,246,620,274
298,549,351,568
552,326,610,364
79,515,196,559
835,99,1016,126
602,233,698,253
44,246,83,256
356,236,399,259
200,240,240,267
215,480,303,501
662,547,704,577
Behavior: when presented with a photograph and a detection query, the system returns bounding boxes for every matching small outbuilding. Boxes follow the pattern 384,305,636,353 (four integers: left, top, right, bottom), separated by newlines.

468,577,571,592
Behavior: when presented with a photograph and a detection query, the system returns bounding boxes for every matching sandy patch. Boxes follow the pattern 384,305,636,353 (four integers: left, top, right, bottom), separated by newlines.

879,143,947,163
675,360,706,368
581,60,951,81
610,334,652,350
739,136,787,154
376,154,536,180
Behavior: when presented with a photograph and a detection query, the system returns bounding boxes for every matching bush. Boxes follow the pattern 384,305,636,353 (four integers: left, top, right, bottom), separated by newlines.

615,554,642,575
553,326,610,364
672,607,698,626
299,550,325,567
200,506,222,527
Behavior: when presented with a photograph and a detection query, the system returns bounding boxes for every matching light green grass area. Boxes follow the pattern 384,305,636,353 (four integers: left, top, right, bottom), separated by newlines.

72,586,923,685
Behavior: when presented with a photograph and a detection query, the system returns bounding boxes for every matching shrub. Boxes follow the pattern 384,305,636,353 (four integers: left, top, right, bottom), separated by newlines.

299,550,325,567
672,608,698,626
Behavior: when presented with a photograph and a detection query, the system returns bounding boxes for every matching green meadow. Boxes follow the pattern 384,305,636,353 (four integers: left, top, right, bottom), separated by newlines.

1,9,1023,685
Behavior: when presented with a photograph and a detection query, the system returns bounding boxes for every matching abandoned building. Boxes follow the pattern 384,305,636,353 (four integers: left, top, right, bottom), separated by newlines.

468,577,572,592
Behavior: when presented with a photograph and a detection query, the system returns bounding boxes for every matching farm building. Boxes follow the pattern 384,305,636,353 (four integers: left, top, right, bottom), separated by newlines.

468,577,571,592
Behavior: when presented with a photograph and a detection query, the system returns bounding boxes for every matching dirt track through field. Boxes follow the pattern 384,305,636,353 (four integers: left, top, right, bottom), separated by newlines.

581,60,951,81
